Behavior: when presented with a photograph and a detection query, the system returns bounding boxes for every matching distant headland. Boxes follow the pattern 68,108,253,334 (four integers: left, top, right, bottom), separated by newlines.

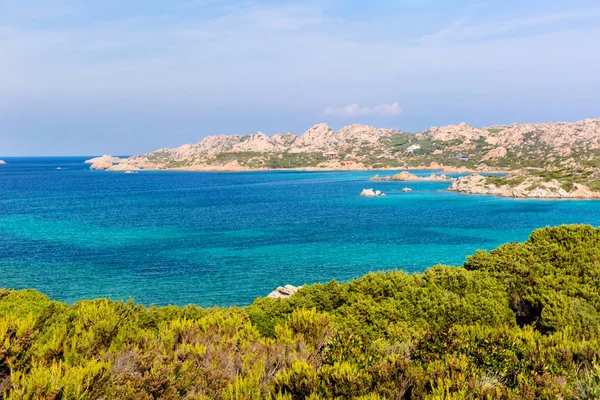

87,117,600,198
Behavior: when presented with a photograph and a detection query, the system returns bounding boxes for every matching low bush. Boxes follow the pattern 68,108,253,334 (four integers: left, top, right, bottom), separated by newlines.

2,224,600,398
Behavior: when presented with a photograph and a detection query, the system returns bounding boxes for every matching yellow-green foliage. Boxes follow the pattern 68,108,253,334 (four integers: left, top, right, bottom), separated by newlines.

2,224,600,398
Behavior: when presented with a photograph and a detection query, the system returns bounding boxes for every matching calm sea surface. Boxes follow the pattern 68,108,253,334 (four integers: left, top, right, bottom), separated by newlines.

1,157,600,306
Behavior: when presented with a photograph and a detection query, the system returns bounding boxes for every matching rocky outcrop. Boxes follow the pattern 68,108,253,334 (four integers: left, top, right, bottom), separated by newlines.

289,123,335,152
448,174,600,199
427,122,489,142
90,159,115,171
149,123,393,160
370,171,454,182
90,122,398,171
0,160,6,165
427,119,600,150
482,147,507,161
85,155,129,171
267,285,302,299
85,155,124,164
370,171,418,181
360,188,386,197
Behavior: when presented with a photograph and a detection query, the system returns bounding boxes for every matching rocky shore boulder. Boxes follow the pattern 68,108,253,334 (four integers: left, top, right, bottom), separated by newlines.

267,285,301,299
570,183,600,198
482,147,507,161
391,171,419,181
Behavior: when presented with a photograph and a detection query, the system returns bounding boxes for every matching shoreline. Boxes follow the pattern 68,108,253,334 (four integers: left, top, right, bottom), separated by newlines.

88,161,600,200
91,164,515,174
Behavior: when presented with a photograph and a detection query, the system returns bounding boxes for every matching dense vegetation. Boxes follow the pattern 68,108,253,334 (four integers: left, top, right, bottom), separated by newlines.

205,152,326,169
2,225,600,398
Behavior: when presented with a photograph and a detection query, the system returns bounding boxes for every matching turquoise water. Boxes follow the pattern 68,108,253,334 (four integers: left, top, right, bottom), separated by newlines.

1,157,600,306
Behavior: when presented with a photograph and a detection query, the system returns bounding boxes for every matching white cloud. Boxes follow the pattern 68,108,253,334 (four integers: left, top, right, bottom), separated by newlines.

324,102,402,117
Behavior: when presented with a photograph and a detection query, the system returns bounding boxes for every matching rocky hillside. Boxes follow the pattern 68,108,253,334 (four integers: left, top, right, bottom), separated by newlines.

89,117,600,173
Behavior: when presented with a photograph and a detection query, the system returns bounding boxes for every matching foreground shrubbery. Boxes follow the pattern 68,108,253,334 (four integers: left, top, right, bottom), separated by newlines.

2,225,600,398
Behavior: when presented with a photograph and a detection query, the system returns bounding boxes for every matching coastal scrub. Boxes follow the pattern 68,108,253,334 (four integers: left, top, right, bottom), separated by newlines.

2,225,600,398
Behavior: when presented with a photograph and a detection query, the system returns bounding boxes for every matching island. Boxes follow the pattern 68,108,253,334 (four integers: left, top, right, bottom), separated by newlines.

87,117,600,198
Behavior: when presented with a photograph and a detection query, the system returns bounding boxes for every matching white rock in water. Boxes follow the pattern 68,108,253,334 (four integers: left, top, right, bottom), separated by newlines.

402,187,412,192
267,284,301,299
361,188,375,196
360,188,385,197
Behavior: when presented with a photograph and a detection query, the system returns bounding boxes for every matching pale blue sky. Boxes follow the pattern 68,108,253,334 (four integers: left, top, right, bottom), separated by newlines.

1,0,599,155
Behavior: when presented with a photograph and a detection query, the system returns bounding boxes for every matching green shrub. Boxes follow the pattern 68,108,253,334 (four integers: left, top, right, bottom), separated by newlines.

2,225,600,398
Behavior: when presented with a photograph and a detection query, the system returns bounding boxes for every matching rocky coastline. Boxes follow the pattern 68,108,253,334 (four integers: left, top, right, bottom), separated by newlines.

449,174,600,199
85,156,486,174
85,156,513,174
85,117,600,199
267,285,302,299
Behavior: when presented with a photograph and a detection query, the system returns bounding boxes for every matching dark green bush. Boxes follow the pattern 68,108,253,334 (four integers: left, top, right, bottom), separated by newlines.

2,224,600,398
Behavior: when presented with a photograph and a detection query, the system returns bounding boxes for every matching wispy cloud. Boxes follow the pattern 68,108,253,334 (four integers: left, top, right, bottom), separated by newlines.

422,6,600,44
421,16,471,44
324,102,402,117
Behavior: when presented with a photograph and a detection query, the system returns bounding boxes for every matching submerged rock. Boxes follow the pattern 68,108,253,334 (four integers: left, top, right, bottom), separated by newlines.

267,285,301,299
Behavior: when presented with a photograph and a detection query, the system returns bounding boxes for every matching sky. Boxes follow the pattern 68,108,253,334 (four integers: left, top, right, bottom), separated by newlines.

1,0,600,156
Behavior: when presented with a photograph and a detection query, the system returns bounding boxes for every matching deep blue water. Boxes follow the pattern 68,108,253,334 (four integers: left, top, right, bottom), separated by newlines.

1,157,600,307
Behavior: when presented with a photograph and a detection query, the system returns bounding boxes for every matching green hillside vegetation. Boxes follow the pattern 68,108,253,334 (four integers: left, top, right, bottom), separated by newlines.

483,170,600,192
199,152,328,169
264,153,327,169
376,130,588,173
530,169,600,192
2,225,600,398
485,175,526,187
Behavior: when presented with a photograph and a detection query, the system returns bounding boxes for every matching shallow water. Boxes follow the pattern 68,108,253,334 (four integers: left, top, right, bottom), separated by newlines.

1,157,599,306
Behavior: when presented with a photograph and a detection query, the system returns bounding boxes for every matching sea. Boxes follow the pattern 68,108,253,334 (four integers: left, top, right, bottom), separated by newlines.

1,157,600,307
